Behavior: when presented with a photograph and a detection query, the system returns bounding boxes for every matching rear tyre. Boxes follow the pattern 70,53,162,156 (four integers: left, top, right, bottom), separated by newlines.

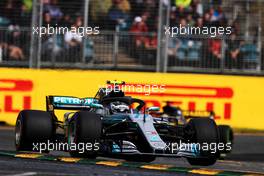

218,125,233,153
15,110,54,152
186,118,219,166
69,111,101,158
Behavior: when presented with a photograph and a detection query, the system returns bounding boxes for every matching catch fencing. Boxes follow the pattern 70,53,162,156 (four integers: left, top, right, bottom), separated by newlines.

0,0,263,74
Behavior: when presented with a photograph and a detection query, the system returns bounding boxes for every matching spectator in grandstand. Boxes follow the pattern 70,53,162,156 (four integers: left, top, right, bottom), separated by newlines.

1,0,22,26
196,17,203,28
0,26,25,60
144,0,158,15
207,37,222,68
171,0,203,25
203,12,212,27
186,14,195,26
139,11,156,32
144,32,157,49
178,17,188,30
209,7,227,27
44,0,63,23
217,7,227,26
168,18,197,61
106,0,129,30
90,0,112,26
169,6,177,26
2,42,17,61
141,12,150,24
22,0,32,11
116,0,131,13
129,0,145,17
176,18,191,59
175,0,192,8
43,12,54,27
64,22,82,62
0,42,6,62
225,32,242,69
41,12,59,61
3,25,25,60
90,0,130,29
230,21,240,35
142,31,157,64
7,25,23,48
209,7,218,21
191,0,203,17
74,15,83,29
130,16,149,48
168,37,181,58
20,0,32,26
59,14,72,28
64,19,83,44
174,5,188,24
0,43,3,62
7,45,25,60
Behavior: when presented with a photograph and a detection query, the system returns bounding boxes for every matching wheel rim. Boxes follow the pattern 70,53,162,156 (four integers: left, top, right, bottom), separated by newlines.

15,120,22,145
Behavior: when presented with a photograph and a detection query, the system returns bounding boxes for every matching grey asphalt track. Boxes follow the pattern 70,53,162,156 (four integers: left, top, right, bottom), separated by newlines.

0,127,264,176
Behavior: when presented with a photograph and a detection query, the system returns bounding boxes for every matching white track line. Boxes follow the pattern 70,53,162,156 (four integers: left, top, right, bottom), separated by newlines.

7,172,37,176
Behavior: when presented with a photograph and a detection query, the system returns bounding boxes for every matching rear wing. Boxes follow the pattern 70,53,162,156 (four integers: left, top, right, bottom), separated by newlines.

46,96,103,111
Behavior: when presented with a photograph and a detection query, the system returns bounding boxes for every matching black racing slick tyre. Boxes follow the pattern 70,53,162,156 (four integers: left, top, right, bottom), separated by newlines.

15,110,54,152
218,125,233,153
68,111,102,158
186,118,219,166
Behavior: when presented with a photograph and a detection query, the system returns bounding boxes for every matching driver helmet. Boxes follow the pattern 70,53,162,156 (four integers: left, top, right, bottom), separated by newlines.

110,101,129,114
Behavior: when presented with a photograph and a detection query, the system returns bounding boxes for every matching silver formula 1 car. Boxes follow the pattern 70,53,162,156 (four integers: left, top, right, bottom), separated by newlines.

15,81,221,166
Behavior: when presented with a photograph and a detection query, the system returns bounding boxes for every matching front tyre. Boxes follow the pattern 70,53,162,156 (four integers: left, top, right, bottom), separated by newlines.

186,118,219,166
15,110,54,152
68,111,102,158
218,125,233,154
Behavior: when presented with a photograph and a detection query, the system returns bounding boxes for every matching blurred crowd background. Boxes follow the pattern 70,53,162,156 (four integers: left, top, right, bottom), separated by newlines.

0,0,263,73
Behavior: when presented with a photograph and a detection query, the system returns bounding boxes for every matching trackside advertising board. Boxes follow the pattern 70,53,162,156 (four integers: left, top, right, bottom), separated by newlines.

0,68,263,130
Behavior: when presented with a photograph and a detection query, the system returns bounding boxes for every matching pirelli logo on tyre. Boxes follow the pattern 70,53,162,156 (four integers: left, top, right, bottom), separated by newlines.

125,83,234,121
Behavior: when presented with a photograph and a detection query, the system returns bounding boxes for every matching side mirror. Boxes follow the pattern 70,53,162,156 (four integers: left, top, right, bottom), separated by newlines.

147,106,160,112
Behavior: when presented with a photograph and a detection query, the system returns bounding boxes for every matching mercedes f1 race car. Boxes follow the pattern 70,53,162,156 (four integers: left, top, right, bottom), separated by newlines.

153,102,234,155
15,81,225,166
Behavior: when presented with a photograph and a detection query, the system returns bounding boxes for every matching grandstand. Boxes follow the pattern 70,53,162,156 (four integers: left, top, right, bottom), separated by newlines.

0,0,263,74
